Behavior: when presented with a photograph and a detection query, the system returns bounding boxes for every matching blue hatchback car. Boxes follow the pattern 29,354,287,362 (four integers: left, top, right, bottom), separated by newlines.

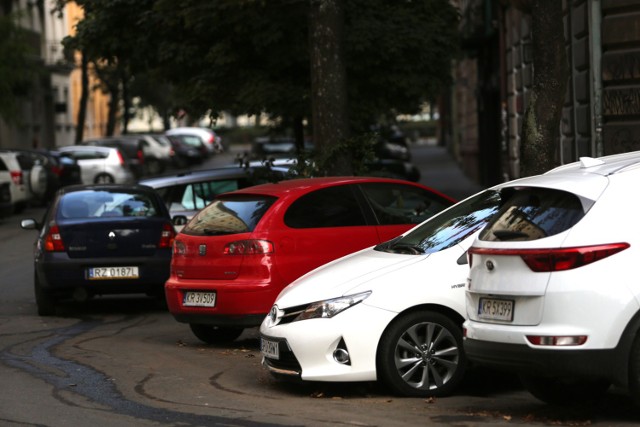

21,184,178,316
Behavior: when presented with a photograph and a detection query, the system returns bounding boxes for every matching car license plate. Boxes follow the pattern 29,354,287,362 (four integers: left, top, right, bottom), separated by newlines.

183,291,216,307
260,338,279,360
478,297,514,321
87,266,139,280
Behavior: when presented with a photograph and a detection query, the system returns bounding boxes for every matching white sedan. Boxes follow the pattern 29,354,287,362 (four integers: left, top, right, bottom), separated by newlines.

259,188,503,397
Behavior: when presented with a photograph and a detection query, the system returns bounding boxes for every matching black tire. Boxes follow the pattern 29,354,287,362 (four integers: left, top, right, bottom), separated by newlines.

34,272,56,316
629,333,640,406
519,374,610,406
94,173,114,184
189,324,244,344
377,311,467,397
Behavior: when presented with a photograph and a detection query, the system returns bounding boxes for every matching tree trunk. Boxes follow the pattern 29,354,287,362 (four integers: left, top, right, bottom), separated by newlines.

106,83,119,136
75,52,89,144
309,0,350,175
121,71,130,134
519,0,569,177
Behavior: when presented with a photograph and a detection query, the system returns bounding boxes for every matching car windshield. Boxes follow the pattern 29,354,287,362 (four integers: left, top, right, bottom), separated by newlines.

58,190,161,219
376,190,502,255
182,195,277,236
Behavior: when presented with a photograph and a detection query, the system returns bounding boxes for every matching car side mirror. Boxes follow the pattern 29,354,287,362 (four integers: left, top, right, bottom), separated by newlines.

172,215,188,226
21,218,40,230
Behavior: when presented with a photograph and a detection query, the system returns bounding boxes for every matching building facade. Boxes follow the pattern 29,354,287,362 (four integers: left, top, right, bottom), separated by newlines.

453,0,640,186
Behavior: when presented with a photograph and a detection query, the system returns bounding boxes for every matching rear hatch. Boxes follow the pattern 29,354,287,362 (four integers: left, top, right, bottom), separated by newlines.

60,217,168,258
173,194,277,280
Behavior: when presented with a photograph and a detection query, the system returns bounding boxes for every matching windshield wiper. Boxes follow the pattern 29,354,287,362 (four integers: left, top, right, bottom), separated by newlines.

388,243,425,255
492,229,530,241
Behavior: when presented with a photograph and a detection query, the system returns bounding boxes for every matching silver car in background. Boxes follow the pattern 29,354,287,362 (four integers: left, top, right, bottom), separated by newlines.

58,145,135,184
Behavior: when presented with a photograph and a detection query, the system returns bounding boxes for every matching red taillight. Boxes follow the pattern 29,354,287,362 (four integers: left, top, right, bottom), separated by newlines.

159,223,176,249
137,149,144,164
44,224,65,252
10,171,22,185
51,165,63,176
223,239,273,255
116,150,125,165
468,243,630,272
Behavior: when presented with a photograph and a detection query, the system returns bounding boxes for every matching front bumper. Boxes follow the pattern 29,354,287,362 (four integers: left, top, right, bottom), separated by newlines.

259,303,396,382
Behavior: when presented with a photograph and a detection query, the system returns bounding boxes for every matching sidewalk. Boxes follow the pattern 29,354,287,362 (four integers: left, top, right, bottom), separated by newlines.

411,143,484,201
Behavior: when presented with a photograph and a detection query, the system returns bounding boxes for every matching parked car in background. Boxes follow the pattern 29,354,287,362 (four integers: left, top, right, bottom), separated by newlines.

139,165,290,229
165,177,455,344
463,151,640,406
0,150,41,213
260,188,503,397
81,137,146,179
125,134,173,174
6,148,82,205
58,145,135,184
20,184,178,316
165,134,207,168
0,175,12,218
166,127,223,155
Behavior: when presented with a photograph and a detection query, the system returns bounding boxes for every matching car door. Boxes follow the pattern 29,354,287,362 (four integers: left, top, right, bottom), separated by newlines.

274,184,379,286
69,149,107,184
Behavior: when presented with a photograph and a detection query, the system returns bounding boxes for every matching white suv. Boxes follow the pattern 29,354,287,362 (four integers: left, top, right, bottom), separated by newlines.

463,151,640,406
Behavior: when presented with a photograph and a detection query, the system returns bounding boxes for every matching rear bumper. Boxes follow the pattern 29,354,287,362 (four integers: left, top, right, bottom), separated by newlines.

463,337,626,384
165,277,279,327
37,253,170,296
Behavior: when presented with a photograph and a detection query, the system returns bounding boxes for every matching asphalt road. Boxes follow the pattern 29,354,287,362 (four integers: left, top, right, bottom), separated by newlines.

1,144,639,426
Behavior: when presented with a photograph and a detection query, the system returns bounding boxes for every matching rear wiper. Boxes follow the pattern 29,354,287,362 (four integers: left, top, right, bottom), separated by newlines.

492,229,530,240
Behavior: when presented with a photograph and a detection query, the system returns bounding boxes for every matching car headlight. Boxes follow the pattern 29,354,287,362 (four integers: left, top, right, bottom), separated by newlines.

295,291,371,321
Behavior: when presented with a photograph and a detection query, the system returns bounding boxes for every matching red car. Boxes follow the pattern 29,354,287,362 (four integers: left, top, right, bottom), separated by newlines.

165,177,455,343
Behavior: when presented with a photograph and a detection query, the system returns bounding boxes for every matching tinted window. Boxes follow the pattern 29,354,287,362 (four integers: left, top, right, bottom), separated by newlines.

180,180,240,210
360,182,453,225
378,190,502,254
0,158,8,171
479,187,585,241
58,190,161,219
284,185,367,228
182,195,277,235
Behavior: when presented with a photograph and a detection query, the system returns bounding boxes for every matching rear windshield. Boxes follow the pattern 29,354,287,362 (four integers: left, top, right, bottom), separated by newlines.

182,195,277,236
58,190,162,219
479,187,585,242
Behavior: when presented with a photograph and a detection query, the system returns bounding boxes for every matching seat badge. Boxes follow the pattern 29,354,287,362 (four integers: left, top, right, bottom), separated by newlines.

199,244,207,256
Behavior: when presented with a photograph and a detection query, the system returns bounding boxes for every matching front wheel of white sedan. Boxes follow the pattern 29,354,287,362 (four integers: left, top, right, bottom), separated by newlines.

377,311,466,397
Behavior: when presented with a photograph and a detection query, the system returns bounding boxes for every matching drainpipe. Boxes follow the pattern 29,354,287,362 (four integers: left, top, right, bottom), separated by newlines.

590,0,603,157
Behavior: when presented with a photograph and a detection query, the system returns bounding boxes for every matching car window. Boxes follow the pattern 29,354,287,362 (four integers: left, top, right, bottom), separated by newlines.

360,182,453,225
69,150,108,160
284,185,367,228
378,190,502,254
59,190,160,219
479,187,585,242
0,158,8,171
182,195,277,236
179,180,240,211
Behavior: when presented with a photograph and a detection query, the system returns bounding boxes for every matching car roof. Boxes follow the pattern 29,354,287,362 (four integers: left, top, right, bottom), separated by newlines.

59,183,156,195
219,176,448,198
138,166,288,188
60,145,114,152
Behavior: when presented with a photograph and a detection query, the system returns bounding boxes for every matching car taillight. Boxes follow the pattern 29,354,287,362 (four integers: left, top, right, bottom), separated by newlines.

158,223,176,249
44,224,65,252
137,149,144,164
51,165,63,176
468,243,630,272
10,171,23,185
526,335,587,346
223,239,274,255
117,150,125,165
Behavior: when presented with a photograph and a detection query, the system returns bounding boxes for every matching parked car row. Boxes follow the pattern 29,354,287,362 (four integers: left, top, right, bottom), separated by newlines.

0,148,82,216
19,142,640,406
